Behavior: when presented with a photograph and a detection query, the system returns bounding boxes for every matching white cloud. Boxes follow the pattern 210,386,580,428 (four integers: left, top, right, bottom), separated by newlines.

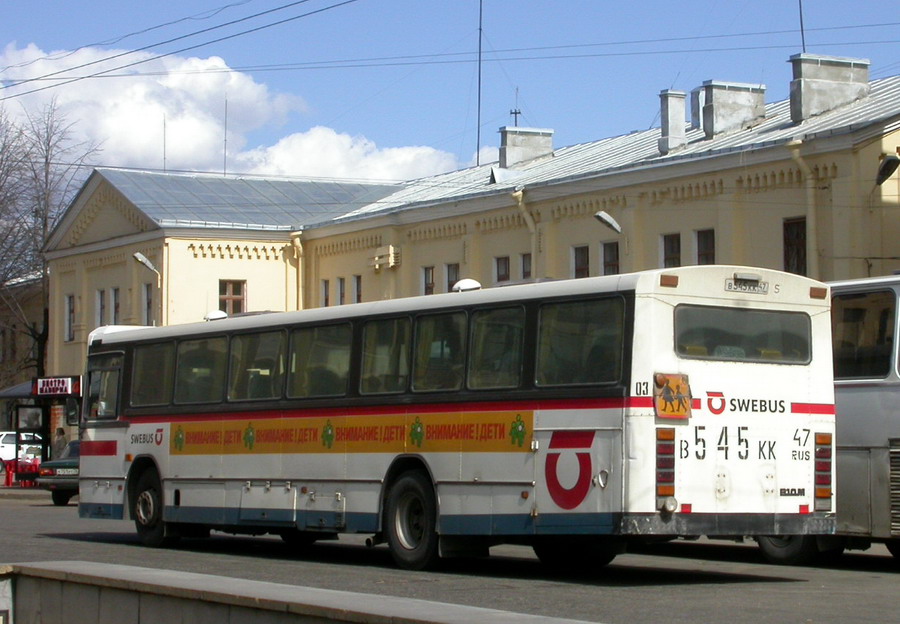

236,126,457,181
0,43,459,181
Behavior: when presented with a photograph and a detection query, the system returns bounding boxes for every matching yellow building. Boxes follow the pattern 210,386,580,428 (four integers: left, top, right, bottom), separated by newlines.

44,53,900,377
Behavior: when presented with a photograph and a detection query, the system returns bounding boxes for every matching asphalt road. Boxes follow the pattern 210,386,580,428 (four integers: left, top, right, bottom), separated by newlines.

1,491,897,623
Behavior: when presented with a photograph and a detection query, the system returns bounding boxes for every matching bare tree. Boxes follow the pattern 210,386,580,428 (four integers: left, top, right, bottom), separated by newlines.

0,99,99,382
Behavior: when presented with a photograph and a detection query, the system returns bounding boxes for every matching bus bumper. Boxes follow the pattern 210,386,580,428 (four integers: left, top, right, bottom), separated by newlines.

619,512,835,536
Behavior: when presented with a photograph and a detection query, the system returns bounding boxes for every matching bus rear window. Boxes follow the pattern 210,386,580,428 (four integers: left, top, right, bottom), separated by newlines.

675,305,811,363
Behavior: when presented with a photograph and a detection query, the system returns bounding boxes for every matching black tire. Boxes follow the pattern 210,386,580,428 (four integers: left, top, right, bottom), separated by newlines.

757,535,819,565
51,490,73,506
384,470,439,570
133,470,178,547
885,539,900,558
532,536,621,571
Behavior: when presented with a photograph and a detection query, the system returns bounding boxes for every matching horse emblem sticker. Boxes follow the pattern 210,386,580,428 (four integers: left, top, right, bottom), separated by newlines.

654,373,692,420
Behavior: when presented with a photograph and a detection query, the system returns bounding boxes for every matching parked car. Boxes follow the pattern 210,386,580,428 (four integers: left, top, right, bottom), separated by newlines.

37,441,79,506
0,431,43,463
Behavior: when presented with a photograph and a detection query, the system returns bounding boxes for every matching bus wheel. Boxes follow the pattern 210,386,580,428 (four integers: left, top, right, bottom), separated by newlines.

533,536,620,571
133,470,177,547
385,470,439,570
757,535,818,565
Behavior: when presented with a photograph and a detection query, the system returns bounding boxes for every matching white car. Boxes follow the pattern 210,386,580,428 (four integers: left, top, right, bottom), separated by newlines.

0,431,43,462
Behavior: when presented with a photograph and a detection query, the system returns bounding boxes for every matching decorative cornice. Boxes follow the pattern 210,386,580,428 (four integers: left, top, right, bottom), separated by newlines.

474,212,526,233
649,178,725,205
736,163,837,194
551,195,627,220
313,234,383,257
187,242,285,260
407,222,467,242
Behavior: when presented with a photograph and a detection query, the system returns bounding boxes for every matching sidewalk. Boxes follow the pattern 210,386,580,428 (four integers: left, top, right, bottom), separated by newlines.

0,485,48,500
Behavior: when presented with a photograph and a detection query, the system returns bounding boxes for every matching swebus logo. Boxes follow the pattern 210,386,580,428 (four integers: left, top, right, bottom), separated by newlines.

545,430,595,509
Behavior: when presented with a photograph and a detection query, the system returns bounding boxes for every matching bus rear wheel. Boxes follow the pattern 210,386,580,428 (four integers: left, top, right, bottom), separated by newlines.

384,470,439,570
757,535,819,565
133,470,178,547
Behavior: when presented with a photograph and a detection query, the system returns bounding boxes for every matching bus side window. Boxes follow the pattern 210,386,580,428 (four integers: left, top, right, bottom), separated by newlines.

832,290,896,379
174,337,228,404
85,354,123,420
131,343,174,406
468,307,524,389
412,312,466,392
360,318,410,395
536,298,623,386
287,324,351,398
228,331,286,401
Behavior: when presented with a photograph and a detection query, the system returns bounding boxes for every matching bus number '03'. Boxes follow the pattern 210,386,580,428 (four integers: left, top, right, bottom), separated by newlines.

679,426,767,460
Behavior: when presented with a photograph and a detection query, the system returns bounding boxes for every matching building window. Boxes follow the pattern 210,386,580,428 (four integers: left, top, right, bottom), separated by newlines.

95,289,107,328
112,288,120,324
446,263,460,292
219,280,246,315
573,245,590,278
338,277,346,305
602,242,620,275
495,256,510,283
423,266,435,295
141,283,153,326
321,279,330,307
521,253,532,279
65,294,75,341
662,233,681,268
697,229,715,265
353,275,362,303
784,217,807,276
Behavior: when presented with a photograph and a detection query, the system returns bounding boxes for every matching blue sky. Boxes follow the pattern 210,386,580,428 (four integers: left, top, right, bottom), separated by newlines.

1,1,898,181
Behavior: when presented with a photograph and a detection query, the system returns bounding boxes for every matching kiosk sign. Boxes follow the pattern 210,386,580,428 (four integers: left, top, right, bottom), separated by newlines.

34,376,81,397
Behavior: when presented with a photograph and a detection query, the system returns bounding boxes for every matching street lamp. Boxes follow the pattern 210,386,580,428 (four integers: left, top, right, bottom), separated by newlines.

133,252,162,325
876,153,900,186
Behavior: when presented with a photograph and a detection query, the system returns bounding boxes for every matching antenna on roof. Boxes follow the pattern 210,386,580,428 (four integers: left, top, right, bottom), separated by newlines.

798,0,807,53
476,0,483,166
223,98,228,176
510,87,521,126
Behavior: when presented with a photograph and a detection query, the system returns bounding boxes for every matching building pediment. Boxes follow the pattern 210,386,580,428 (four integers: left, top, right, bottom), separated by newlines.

54,179,158,251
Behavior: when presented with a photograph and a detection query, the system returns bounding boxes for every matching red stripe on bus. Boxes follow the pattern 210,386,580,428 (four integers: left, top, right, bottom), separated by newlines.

124,398,635,424
548,430,596,449
790,403,835,415
81,440,118,456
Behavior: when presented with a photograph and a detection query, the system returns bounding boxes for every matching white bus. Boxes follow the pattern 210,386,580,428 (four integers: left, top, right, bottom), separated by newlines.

761,275,900,563
78,266,835,570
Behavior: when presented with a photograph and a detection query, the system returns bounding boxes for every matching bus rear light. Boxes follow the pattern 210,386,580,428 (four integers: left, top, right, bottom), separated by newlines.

656,427,676,510
814,431,833,511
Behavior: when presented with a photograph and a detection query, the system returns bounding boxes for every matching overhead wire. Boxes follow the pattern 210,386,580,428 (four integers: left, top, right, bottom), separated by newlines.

0,0,363,101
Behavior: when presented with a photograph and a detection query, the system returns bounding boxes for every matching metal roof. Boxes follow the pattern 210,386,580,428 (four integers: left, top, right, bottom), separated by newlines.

335,75,900,223
96,168,399,231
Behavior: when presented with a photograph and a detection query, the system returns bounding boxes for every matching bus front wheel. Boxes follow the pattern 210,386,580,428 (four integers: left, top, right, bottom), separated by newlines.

133,470,178,547
384,470,439,570
757,535,819,565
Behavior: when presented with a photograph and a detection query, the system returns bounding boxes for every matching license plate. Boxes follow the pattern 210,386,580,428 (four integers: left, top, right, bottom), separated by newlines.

56,468,78,475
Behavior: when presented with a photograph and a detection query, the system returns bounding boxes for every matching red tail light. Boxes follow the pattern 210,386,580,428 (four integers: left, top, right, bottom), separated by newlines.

814,432,833,511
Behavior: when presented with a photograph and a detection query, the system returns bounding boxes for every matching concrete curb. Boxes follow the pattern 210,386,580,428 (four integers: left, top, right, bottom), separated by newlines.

1,561,600,624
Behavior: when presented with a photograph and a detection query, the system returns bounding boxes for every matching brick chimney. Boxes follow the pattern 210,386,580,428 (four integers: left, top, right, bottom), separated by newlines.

498,127,553,168
789,53,870,123
696,80,766,138
658,89,687,154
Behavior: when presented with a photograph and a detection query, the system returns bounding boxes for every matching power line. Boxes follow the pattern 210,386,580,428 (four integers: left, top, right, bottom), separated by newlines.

4,20,898,95
0,0,363,101
0,0,258,74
